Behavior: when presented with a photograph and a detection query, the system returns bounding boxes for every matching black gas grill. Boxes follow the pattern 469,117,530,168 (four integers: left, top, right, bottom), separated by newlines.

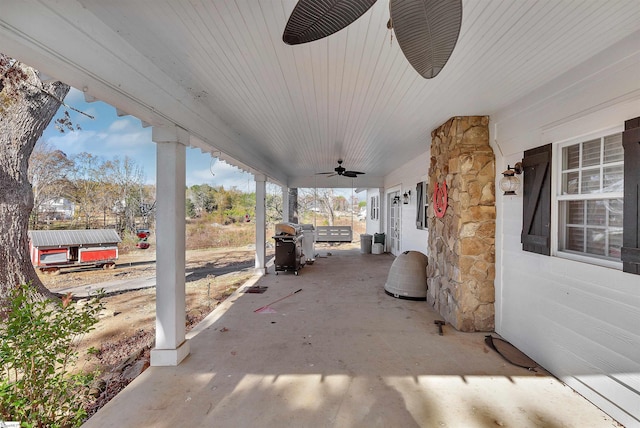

273,223,304,275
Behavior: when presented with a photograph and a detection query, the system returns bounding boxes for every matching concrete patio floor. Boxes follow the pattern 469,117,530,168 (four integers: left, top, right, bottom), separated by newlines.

83,247,619,427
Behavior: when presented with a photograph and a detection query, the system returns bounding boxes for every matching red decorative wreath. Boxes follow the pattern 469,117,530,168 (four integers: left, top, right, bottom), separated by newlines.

434,180,448,218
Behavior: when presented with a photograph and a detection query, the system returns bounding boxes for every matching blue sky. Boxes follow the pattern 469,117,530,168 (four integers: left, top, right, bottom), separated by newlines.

41,87,256,191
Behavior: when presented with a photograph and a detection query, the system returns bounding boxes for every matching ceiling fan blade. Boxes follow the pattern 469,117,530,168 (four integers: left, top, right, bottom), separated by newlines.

343,171,364,178
316,172,335,175
390,0,462,79
283,0,378,45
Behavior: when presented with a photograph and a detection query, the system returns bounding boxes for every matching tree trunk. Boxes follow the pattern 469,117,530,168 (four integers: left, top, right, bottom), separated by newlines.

0,61,69,306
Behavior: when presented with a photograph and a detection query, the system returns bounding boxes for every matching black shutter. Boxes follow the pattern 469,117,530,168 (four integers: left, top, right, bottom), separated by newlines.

622,116,640,275
521,144,552,255
416,182,424,228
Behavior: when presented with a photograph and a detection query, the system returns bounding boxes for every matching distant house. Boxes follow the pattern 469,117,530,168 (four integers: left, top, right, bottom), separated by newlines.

357,208,366,221
39,197,75,220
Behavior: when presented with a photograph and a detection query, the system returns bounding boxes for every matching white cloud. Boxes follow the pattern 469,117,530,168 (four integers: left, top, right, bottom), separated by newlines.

107,119,133,132
188,168,217,186
47,126,153,159
186,160,255,191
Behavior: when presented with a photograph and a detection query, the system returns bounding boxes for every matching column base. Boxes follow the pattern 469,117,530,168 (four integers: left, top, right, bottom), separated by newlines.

150,340,190,366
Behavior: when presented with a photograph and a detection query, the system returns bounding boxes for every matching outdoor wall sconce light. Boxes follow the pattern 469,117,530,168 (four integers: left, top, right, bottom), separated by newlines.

403,190,412,204
500,162,523,195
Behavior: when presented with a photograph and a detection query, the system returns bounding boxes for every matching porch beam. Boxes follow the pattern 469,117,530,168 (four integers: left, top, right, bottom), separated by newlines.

150,125,190,366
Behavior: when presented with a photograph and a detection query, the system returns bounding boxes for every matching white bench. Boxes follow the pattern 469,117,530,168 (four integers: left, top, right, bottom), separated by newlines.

314,226,353,243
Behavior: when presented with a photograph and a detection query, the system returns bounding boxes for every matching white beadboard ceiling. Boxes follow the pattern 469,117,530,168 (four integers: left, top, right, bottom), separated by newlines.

2,0,640,187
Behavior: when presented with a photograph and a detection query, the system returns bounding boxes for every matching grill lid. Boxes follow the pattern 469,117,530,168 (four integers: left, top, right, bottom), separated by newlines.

275,222,302,236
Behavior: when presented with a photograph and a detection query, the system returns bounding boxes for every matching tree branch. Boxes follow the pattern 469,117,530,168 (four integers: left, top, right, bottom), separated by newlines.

5,58,94,120
25,79,95,120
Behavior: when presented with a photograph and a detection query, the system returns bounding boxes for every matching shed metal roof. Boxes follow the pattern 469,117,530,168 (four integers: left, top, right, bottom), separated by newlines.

28,229,121,248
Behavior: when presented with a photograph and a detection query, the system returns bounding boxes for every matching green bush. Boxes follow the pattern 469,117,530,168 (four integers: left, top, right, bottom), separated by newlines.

0,285,103,427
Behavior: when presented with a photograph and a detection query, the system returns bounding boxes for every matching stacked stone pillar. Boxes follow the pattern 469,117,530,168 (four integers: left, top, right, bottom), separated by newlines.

427,116,495,332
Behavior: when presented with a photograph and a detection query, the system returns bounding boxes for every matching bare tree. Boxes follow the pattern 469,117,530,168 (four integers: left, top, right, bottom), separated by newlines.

96,160,120,228
64,153,147,232
316,188,336,225
138,184,156,230
334,195,348,212
28,140,74,228
296,188,339,225
68,152,103,229
0,54,68,305
265,183,283,226
104,156,145,232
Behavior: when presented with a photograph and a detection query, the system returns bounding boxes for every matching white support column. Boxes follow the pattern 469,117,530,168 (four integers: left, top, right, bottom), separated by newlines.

282,186,290,223
378,187,385,234
150,126,190,366
255,174,267,275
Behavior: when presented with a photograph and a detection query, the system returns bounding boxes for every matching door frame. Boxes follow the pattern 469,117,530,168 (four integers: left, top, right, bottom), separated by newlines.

386,187,402,256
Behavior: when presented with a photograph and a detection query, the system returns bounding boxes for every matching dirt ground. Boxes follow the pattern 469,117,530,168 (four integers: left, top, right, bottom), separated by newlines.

37,245,273,417
35,222,363,418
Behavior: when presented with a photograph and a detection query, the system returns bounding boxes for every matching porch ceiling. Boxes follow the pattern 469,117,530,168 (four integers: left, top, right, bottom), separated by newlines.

2,1,640,187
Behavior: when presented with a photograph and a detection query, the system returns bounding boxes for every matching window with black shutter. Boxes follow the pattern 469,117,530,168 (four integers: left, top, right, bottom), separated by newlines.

521,144,552,255
622,116,640,275
521,116,638,274
556,132,624,263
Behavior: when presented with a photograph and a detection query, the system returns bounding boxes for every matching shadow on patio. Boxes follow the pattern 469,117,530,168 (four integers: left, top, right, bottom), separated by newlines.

83,248,617,427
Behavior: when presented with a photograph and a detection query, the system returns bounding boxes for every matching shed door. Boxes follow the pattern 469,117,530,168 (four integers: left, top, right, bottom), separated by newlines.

79,247,118,263
39,248,68,265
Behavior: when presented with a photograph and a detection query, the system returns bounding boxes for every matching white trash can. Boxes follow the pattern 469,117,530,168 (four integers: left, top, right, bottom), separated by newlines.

360,234,373,254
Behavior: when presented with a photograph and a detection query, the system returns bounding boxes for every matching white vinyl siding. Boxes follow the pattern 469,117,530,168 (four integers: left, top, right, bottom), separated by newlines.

493,34,640,426
557,131,624,266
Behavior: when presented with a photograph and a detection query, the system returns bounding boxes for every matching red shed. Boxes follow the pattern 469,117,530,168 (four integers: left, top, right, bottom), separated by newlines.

28,229,121,274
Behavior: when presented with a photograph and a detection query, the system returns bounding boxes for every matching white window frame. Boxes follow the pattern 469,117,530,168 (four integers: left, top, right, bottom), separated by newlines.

370,195,379,220
552,126,624,269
